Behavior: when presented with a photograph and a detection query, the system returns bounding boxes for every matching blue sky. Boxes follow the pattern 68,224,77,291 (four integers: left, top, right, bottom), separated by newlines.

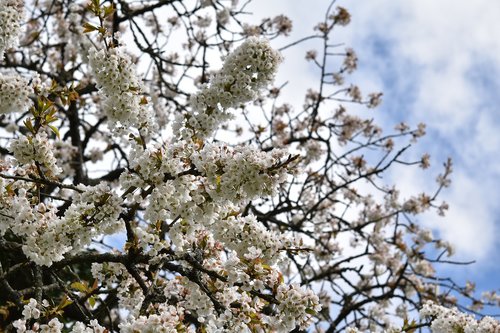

247,0,500,307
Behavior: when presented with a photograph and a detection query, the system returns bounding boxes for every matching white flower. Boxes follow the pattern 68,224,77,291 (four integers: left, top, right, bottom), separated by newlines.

178,37,282,138
0,73,32,114
10,131,62,176
87,47,157,136
22,299,40,319
6,183,123,267
420,301,500,333
13,319,27,332
119,304,186,333
0,0,24,59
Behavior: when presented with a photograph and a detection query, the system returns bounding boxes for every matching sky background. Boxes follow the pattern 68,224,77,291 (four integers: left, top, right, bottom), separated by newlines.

247,0,500,306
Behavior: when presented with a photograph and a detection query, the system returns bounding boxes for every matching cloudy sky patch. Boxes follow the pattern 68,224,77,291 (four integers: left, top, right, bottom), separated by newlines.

248,0,500,293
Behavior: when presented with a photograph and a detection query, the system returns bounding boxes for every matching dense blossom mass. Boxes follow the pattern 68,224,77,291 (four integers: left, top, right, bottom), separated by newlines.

175,37,283,139
0,73,32,115
0,0,23,59
0,0,498,333
88,46,157,138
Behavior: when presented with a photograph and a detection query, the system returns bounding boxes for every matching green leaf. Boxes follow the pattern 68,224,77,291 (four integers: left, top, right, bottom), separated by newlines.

56,295,73,310
24,118,35,134
98,26,107,35
48,125,60,139
103,4,115,18
216,175,222,193
82,22,99,33
70,281,88,293
88,296,96,308
305,308,317,316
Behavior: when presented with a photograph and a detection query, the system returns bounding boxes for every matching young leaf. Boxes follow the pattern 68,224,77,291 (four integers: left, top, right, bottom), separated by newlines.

70,281,88,293
48,125,60,139
83,22,99,33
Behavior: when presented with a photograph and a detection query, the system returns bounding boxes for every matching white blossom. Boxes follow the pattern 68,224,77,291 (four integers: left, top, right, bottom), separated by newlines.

178,37,282,138
88,47,157,136
119,304,192,333
420,301,500,333
190,143,289,203
0,0,24,59
14,299,107,333
5,183,124,266
0,73,32,114
10,131,62,176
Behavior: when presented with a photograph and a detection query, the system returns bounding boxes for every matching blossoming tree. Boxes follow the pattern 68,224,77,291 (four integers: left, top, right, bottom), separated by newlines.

0,0,498,332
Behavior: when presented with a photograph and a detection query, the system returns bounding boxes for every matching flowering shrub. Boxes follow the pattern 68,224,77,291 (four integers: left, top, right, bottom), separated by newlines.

0,1,497,332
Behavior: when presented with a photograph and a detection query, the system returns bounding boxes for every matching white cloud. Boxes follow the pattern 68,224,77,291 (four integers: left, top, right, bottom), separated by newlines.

339,0,500,262
438,173,496,259
341,0,500,129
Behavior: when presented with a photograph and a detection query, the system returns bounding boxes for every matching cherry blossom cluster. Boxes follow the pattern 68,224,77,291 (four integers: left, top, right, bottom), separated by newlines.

0,73,32,115
91,262,146,316
9,190,70,266
420,301,500,333
345,326,401,333
119,304,188,332
190,143,289,203
121,143,186,188
275,284,322,331
90,253,321,332
61,183,124,250
88,47,156,136
143,177,200,235
0,0,23,59
10,131,62,177
122,141,293,254
214,215,289,265
13,299,107,333
2,183,123,266
177,37,282,138
93,136,319,331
